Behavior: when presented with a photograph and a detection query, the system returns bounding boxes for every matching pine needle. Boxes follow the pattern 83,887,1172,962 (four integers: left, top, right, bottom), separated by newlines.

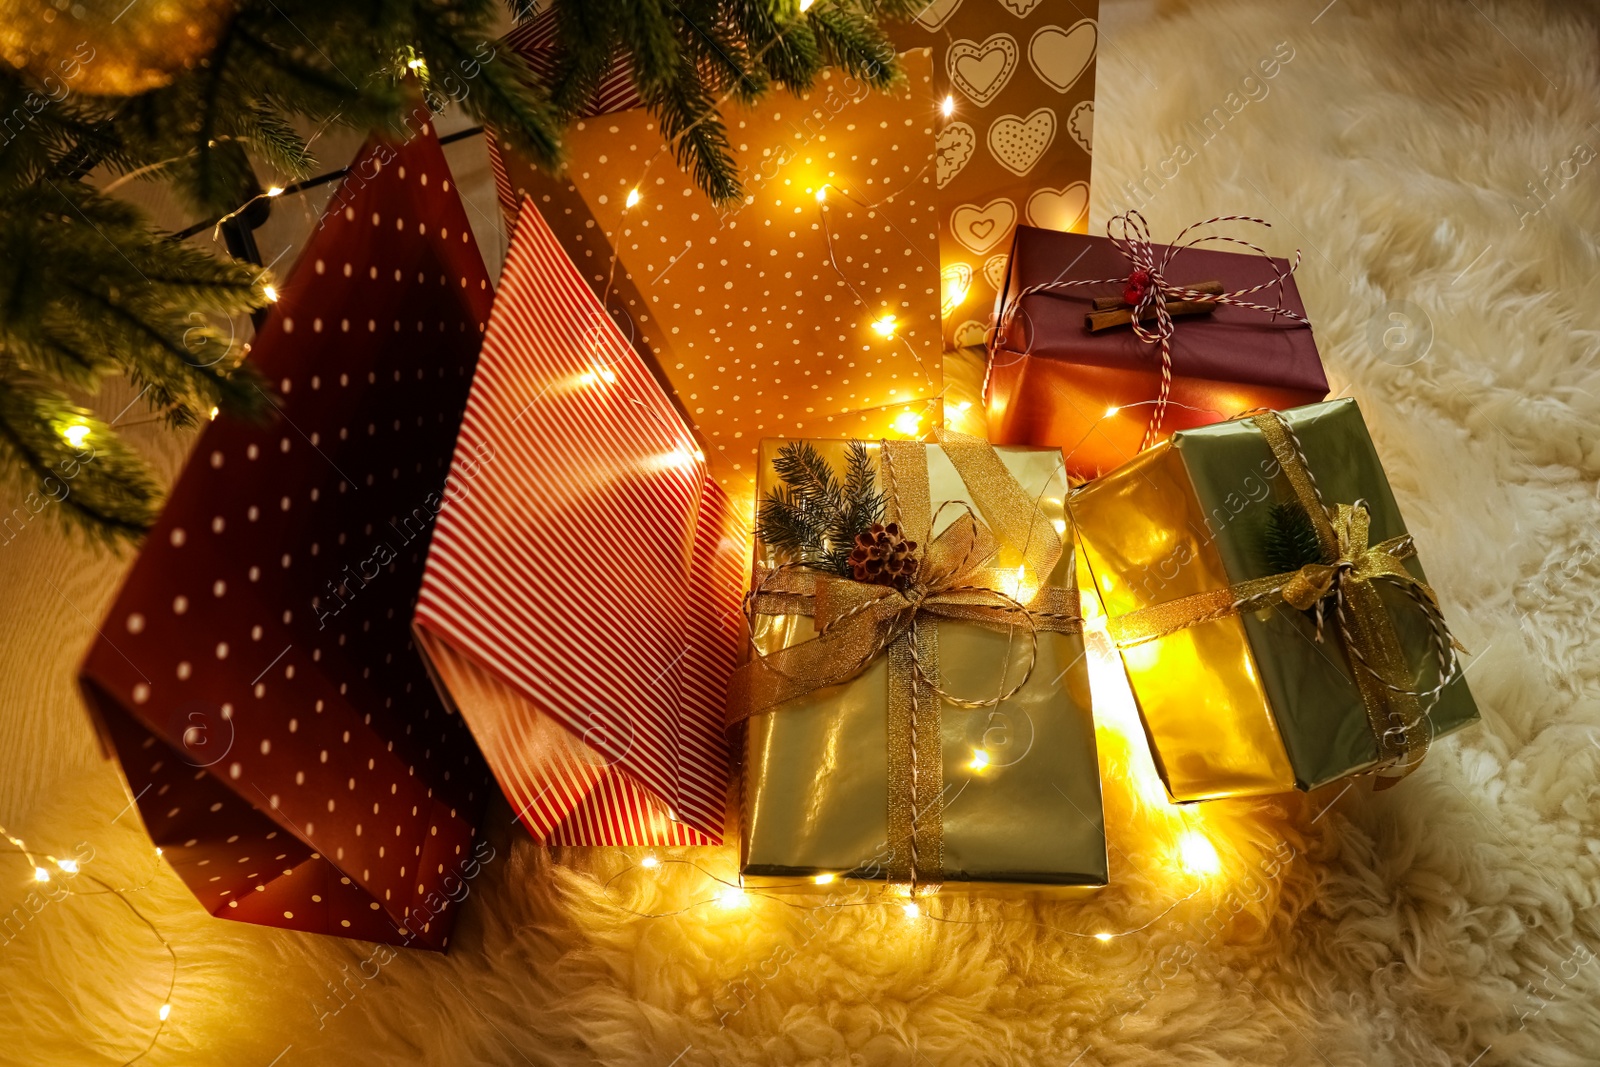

1262,500,1326,576
758,440,883,576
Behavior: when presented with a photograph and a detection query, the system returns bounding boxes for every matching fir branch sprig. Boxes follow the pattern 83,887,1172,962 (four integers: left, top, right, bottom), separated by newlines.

758,440,885,576
541,0,910,203
1261,500,1326,576
0,382,162,544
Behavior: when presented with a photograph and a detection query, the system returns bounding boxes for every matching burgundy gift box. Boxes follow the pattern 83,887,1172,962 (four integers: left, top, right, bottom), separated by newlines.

987,224,1329,479
79,119,494,950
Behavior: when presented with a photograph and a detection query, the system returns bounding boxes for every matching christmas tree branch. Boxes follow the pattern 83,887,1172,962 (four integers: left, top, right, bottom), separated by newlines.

0,380,160,543
0,0,913,544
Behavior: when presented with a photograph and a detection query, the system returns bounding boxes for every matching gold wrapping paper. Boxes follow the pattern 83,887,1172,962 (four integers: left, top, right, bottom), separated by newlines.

1071,399,1480,801
740,439,1107,893
1072,437,1294,800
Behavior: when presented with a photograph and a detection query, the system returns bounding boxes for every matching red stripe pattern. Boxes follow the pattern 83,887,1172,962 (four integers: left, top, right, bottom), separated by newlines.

486,13,645,228
504,13,644,118
414,199,745,846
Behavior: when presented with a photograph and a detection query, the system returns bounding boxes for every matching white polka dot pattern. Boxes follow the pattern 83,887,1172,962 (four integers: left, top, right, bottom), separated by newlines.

413,200,747,847
79,121,495,952
487,50,947,510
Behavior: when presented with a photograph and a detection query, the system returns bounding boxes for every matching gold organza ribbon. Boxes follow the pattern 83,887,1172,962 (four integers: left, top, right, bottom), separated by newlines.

725,429,1082,887
1104,412,1461,789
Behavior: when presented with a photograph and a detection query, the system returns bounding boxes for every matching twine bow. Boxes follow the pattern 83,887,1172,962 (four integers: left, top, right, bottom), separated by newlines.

998,211,1307,451
1104,412,1462,789
726,430,1082,888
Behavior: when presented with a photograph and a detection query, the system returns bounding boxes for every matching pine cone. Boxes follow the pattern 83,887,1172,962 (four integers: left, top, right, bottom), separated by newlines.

848,523,919,588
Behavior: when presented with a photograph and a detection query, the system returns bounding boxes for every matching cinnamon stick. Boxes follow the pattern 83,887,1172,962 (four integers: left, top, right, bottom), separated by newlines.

1089,279,1223,311
1086,300,1216,332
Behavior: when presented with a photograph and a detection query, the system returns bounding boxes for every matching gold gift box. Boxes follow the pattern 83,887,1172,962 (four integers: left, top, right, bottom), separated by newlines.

1071,399,1479,802
739,439,1107,893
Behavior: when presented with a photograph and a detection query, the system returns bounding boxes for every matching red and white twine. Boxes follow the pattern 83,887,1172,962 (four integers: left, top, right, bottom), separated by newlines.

997,211,1308,451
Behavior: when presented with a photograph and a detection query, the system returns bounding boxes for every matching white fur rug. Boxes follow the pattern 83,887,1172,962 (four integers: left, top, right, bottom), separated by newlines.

5,0,1600,1063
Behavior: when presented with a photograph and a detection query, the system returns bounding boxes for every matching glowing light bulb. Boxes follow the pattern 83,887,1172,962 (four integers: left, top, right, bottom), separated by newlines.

692,448,706,462
812,873,835,885
407,58,424,70
1104,406,1120,418
799,0,814,10
815,185,828,203
155,847,162,856
892,412,921,437
943,273,969,309
56,859,78,874
263,284,279,303
871,314,898,338
33,867,49,883
61,423,90,448
658,448,702,470
999,563,1029,601
158,1004,171,1021
1094,932,1114,943
941,95,955,118
266,185,285,197
640,854,660,869
967,748,990,772
717,886,747,909
1178,831,1220,876
625,188,642,208
598,367,617,384
901,901,921,919
208,406,220,421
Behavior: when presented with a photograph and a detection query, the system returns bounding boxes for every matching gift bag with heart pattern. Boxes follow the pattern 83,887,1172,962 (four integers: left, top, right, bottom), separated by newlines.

892,0,1099,348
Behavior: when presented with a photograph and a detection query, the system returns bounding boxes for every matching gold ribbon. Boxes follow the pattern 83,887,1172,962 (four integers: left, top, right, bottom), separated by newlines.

1104,412,1461,789
726,430,1082,887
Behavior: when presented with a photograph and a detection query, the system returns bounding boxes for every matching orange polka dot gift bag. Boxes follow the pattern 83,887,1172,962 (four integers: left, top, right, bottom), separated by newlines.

78,121,494,950
483,12,950,508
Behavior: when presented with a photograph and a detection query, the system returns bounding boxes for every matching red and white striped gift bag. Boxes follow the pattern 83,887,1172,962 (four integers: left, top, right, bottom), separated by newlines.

413,198,746,846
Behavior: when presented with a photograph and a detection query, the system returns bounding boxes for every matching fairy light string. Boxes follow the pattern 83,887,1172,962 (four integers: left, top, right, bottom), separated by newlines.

125,17,1290,1048
1,822,176,1067
597,855,1212,943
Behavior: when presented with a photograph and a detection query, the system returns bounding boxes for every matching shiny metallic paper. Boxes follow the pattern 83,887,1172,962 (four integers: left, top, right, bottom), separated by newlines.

1072,398,1479,801
741,440,1108,892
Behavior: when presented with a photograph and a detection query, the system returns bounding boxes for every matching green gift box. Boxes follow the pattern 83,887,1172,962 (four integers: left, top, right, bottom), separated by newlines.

731,436,1108,893
1072,398,1479,801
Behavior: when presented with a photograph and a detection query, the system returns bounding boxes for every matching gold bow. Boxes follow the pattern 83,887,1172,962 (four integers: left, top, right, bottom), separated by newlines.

1277,504,1410,611
726,430,1082,887
1105,412,1461,789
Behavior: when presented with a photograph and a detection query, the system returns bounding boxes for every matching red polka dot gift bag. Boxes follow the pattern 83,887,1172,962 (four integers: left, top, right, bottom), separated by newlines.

412,199,747,848
79,119,494,951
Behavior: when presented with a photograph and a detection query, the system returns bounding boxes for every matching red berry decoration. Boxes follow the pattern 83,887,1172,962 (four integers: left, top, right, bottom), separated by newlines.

1123,267,1152,307
848,523,920,588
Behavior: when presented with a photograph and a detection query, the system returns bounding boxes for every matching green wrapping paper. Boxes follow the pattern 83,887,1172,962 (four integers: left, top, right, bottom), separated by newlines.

739,439,1108,893
1073,398,1479,800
